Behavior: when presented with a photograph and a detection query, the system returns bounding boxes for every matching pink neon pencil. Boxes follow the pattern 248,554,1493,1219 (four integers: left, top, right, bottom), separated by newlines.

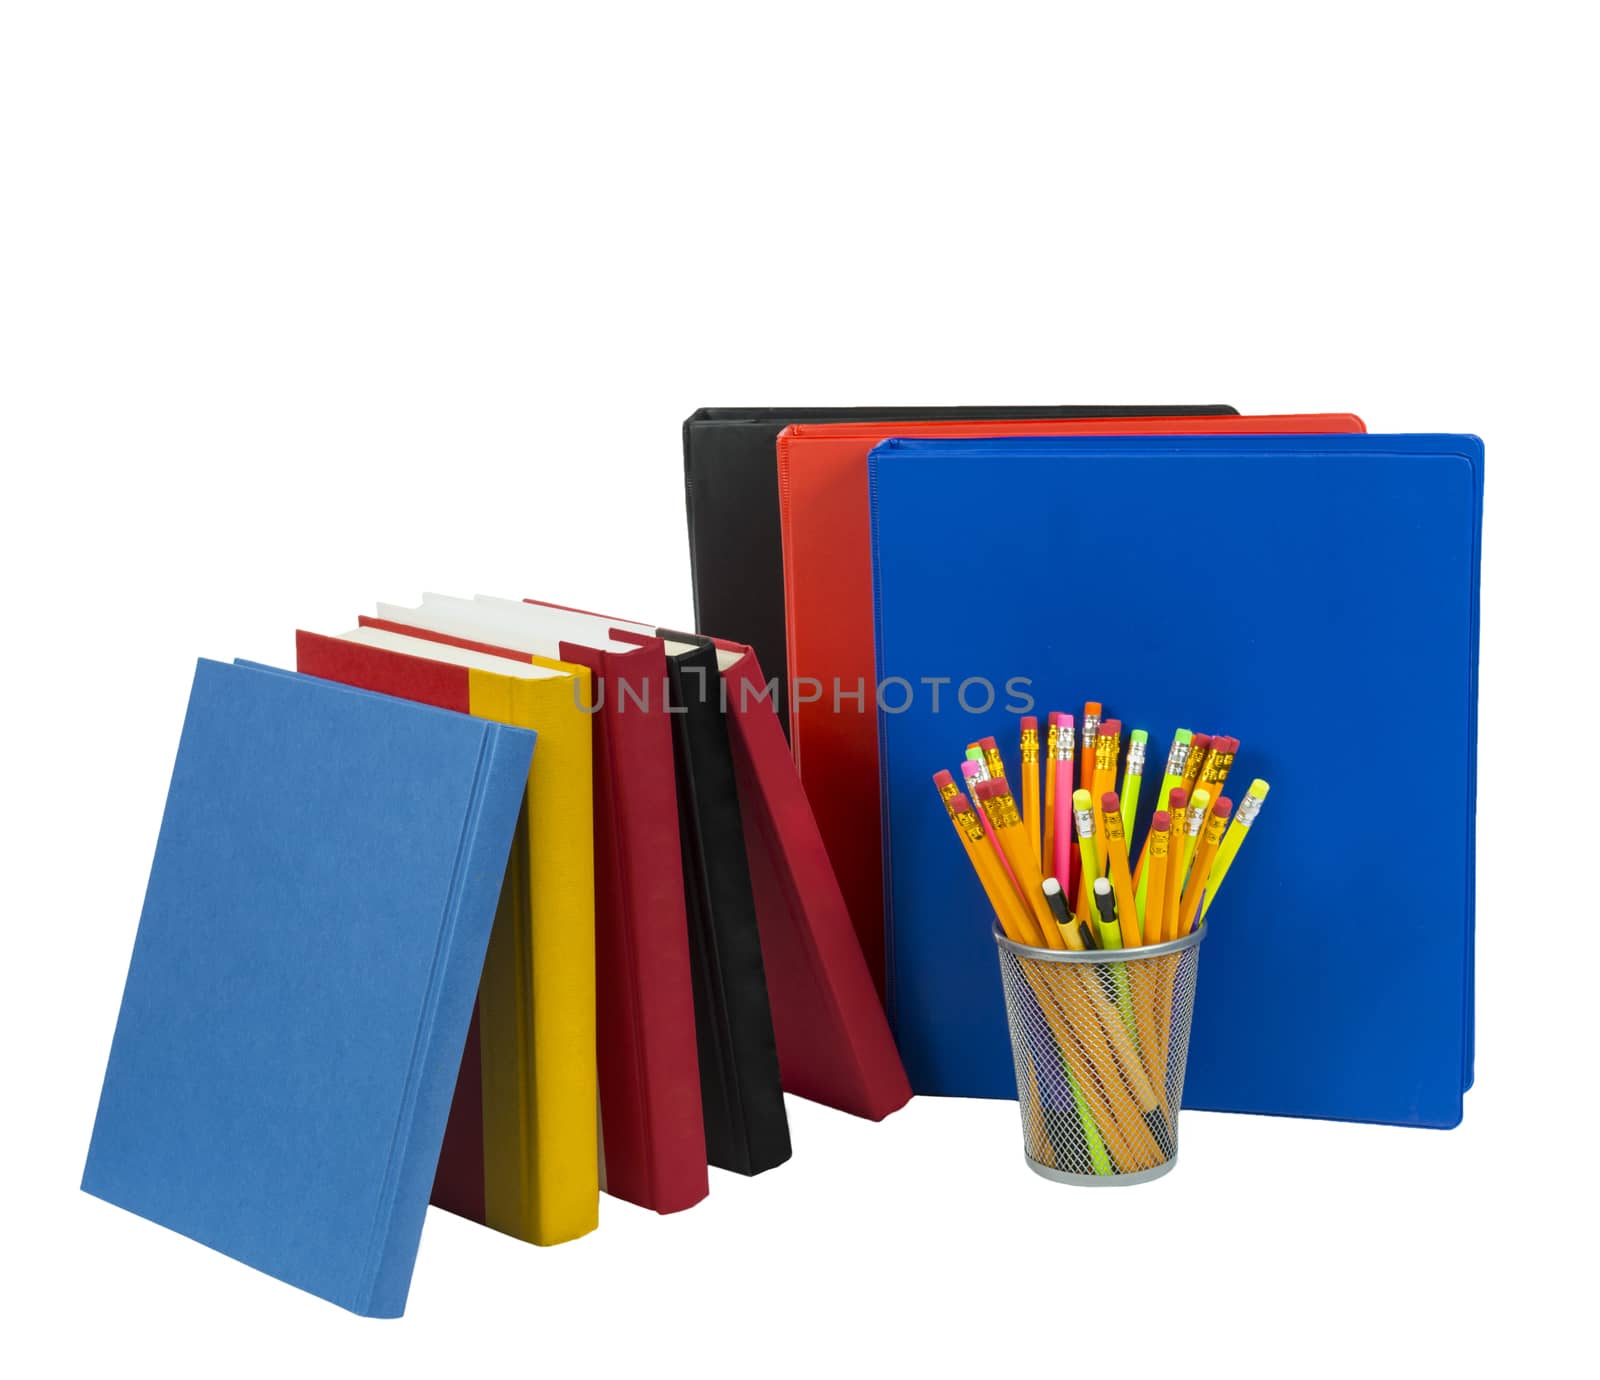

1050,713,1076,897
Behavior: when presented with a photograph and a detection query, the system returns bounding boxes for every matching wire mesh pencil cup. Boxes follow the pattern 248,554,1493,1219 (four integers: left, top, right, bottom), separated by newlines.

995,922,1205,1186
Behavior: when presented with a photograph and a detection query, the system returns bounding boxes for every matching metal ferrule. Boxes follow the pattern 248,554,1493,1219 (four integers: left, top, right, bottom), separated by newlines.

1073,806,1095,839
1236,794,1262,828
1165,741,1190,778
1186,806,1205,837
1053,725,1075,762
1127,739,1147,776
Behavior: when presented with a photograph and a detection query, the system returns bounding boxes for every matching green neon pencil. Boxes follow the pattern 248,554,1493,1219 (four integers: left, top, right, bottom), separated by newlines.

1202,778,1269,918
1119,729,1148,840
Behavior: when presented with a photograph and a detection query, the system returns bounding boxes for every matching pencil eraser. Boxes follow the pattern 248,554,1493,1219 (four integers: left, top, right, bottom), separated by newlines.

1072,788,1092,808
1131,728,1148,743
933,769,954,789
1175,728,1193,743
1049,711,1070,728
961,760,982,779
1099,718,1121,736
979,736,998,752
1041,876,1061,896
951,792,971,811
1093,876,1112,894
1213,797,1234,820
1168,787,1189,808
1248,778,1270,798
1085,702,1102,715
1152,810,1171,830
975,778,1004,801
1101,791,1119,812
1021,715,1037,730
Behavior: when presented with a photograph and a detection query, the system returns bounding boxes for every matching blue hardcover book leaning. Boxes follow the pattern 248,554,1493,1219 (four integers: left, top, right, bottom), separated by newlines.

869,433,1481,1129
82,659,536,1316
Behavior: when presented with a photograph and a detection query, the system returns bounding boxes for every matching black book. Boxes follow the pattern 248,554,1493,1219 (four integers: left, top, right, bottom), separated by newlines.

656,630,790,1176
682,405,1238,735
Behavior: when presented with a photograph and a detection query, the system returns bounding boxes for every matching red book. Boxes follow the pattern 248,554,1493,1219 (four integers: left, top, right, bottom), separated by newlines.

776,412,1368,996
359,611,709,1214
713,638,910,1119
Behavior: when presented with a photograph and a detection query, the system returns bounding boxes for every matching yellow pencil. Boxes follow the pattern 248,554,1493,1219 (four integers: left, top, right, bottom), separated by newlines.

1203,778,1269,918
1179,787,1210,892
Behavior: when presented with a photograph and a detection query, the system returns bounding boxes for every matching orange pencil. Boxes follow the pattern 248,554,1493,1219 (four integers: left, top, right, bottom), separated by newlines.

975,777,1066,949
1178,796,1232,935
1020,716,1041,867
1180,732,1211,798
1080,702,1102,791
1162,786,1189,945
1141,810,1173,942
936,775,1040,947
1098,790,1143,946
1091,718,1121,850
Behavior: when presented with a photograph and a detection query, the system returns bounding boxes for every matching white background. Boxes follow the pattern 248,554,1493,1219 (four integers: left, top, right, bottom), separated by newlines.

2,2,1594,1374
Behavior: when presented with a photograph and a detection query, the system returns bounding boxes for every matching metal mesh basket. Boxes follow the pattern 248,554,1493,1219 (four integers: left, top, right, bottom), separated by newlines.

995,923,1205,1186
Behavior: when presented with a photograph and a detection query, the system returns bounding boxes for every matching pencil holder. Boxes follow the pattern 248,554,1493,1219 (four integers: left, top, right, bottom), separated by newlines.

994,923,1205,1186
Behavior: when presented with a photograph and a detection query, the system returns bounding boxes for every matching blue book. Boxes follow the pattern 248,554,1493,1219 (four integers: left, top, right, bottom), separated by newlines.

82,659,536,1315
869,433,1481,1129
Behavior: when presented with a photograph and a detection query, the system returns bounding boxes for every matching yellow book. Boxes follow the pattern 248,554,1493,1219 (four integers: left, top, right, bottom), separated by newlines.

324,627,598,1246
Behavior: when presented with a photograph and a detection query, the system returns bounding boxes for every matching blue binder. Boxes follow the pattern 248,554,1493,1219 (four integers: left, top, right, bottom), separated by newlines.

82,660,536,1315
869,433,1481,1129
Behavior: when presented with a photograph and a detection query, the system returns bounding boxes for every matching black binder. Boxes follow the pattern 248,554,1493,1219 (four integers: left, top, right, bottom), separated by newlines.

682,405,1239,735
656,631,791,1175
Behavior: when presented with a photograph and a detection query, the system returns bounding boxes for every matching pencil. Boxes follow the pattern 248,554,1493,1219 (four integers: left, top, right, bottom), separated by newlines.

1042,876,1095,951
1048,713,1075,889
1203,778,1268,918
1119,728,1147,841
1080,702,1101,791
1134,728,1192,902
937,779,1039,947
979,736,1008,789
1141,810,1173,942
1179,787,1210,892
960,757,1023,896
1091,718,1121,849
1071,787,1102,923
976,778,1066,949
1042,715,1060,875
1162,787,1189,945
1090,874,1124,951
1098,790,1144,946
1020,716,1041,867
1180,732,1211,798
1178,796,1231,935
1192,735,1237,831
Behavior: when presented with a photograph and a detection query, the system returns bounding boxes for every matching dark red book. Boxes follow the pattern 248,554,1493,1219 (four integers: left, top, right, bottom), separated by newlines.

712,638,911,1120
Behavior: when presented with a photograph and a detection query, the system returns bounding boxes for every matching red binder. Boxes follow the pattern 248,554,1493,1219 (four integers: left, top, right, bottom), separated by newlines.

713,639,910,1120
777,412,1368,995
359,614,709,1215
